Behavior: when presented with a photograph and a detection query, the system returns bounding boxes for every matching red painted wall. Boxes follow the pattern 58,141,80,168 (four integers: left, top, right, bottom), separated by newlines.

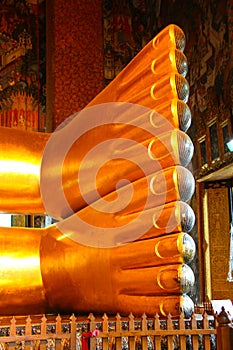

47,0,104,130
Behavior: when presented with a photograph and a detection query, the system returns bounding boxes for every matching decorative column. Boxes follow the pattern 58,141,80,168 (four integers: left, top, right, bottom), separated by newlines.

46,0,104,131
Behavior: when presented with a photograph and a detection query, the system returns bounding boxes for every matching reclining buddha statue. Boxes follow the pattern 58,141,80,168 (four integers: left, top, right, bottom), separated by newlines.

0,24,196,317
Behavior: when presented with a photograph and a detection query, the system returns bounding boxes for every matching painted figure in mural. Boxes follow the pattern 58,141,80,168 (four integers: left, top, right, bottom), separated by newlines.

0,24,196,317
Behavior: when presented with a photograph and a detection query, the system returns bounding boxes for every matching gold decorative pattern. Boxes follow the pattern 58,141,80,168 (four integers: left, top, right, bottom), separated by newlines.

206,185,233,299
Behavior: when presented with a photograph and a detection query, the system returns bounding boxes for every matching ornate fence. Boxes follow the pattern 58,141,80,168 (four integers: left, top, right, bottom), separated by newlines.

0,310,231,350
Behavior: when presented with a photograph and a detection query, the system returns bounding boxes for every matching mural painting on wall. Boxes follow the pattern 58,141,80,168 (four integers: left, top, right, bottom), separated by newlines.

0,0,46,131
186,0,232,174
103,0,161,83
186,0,232,123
